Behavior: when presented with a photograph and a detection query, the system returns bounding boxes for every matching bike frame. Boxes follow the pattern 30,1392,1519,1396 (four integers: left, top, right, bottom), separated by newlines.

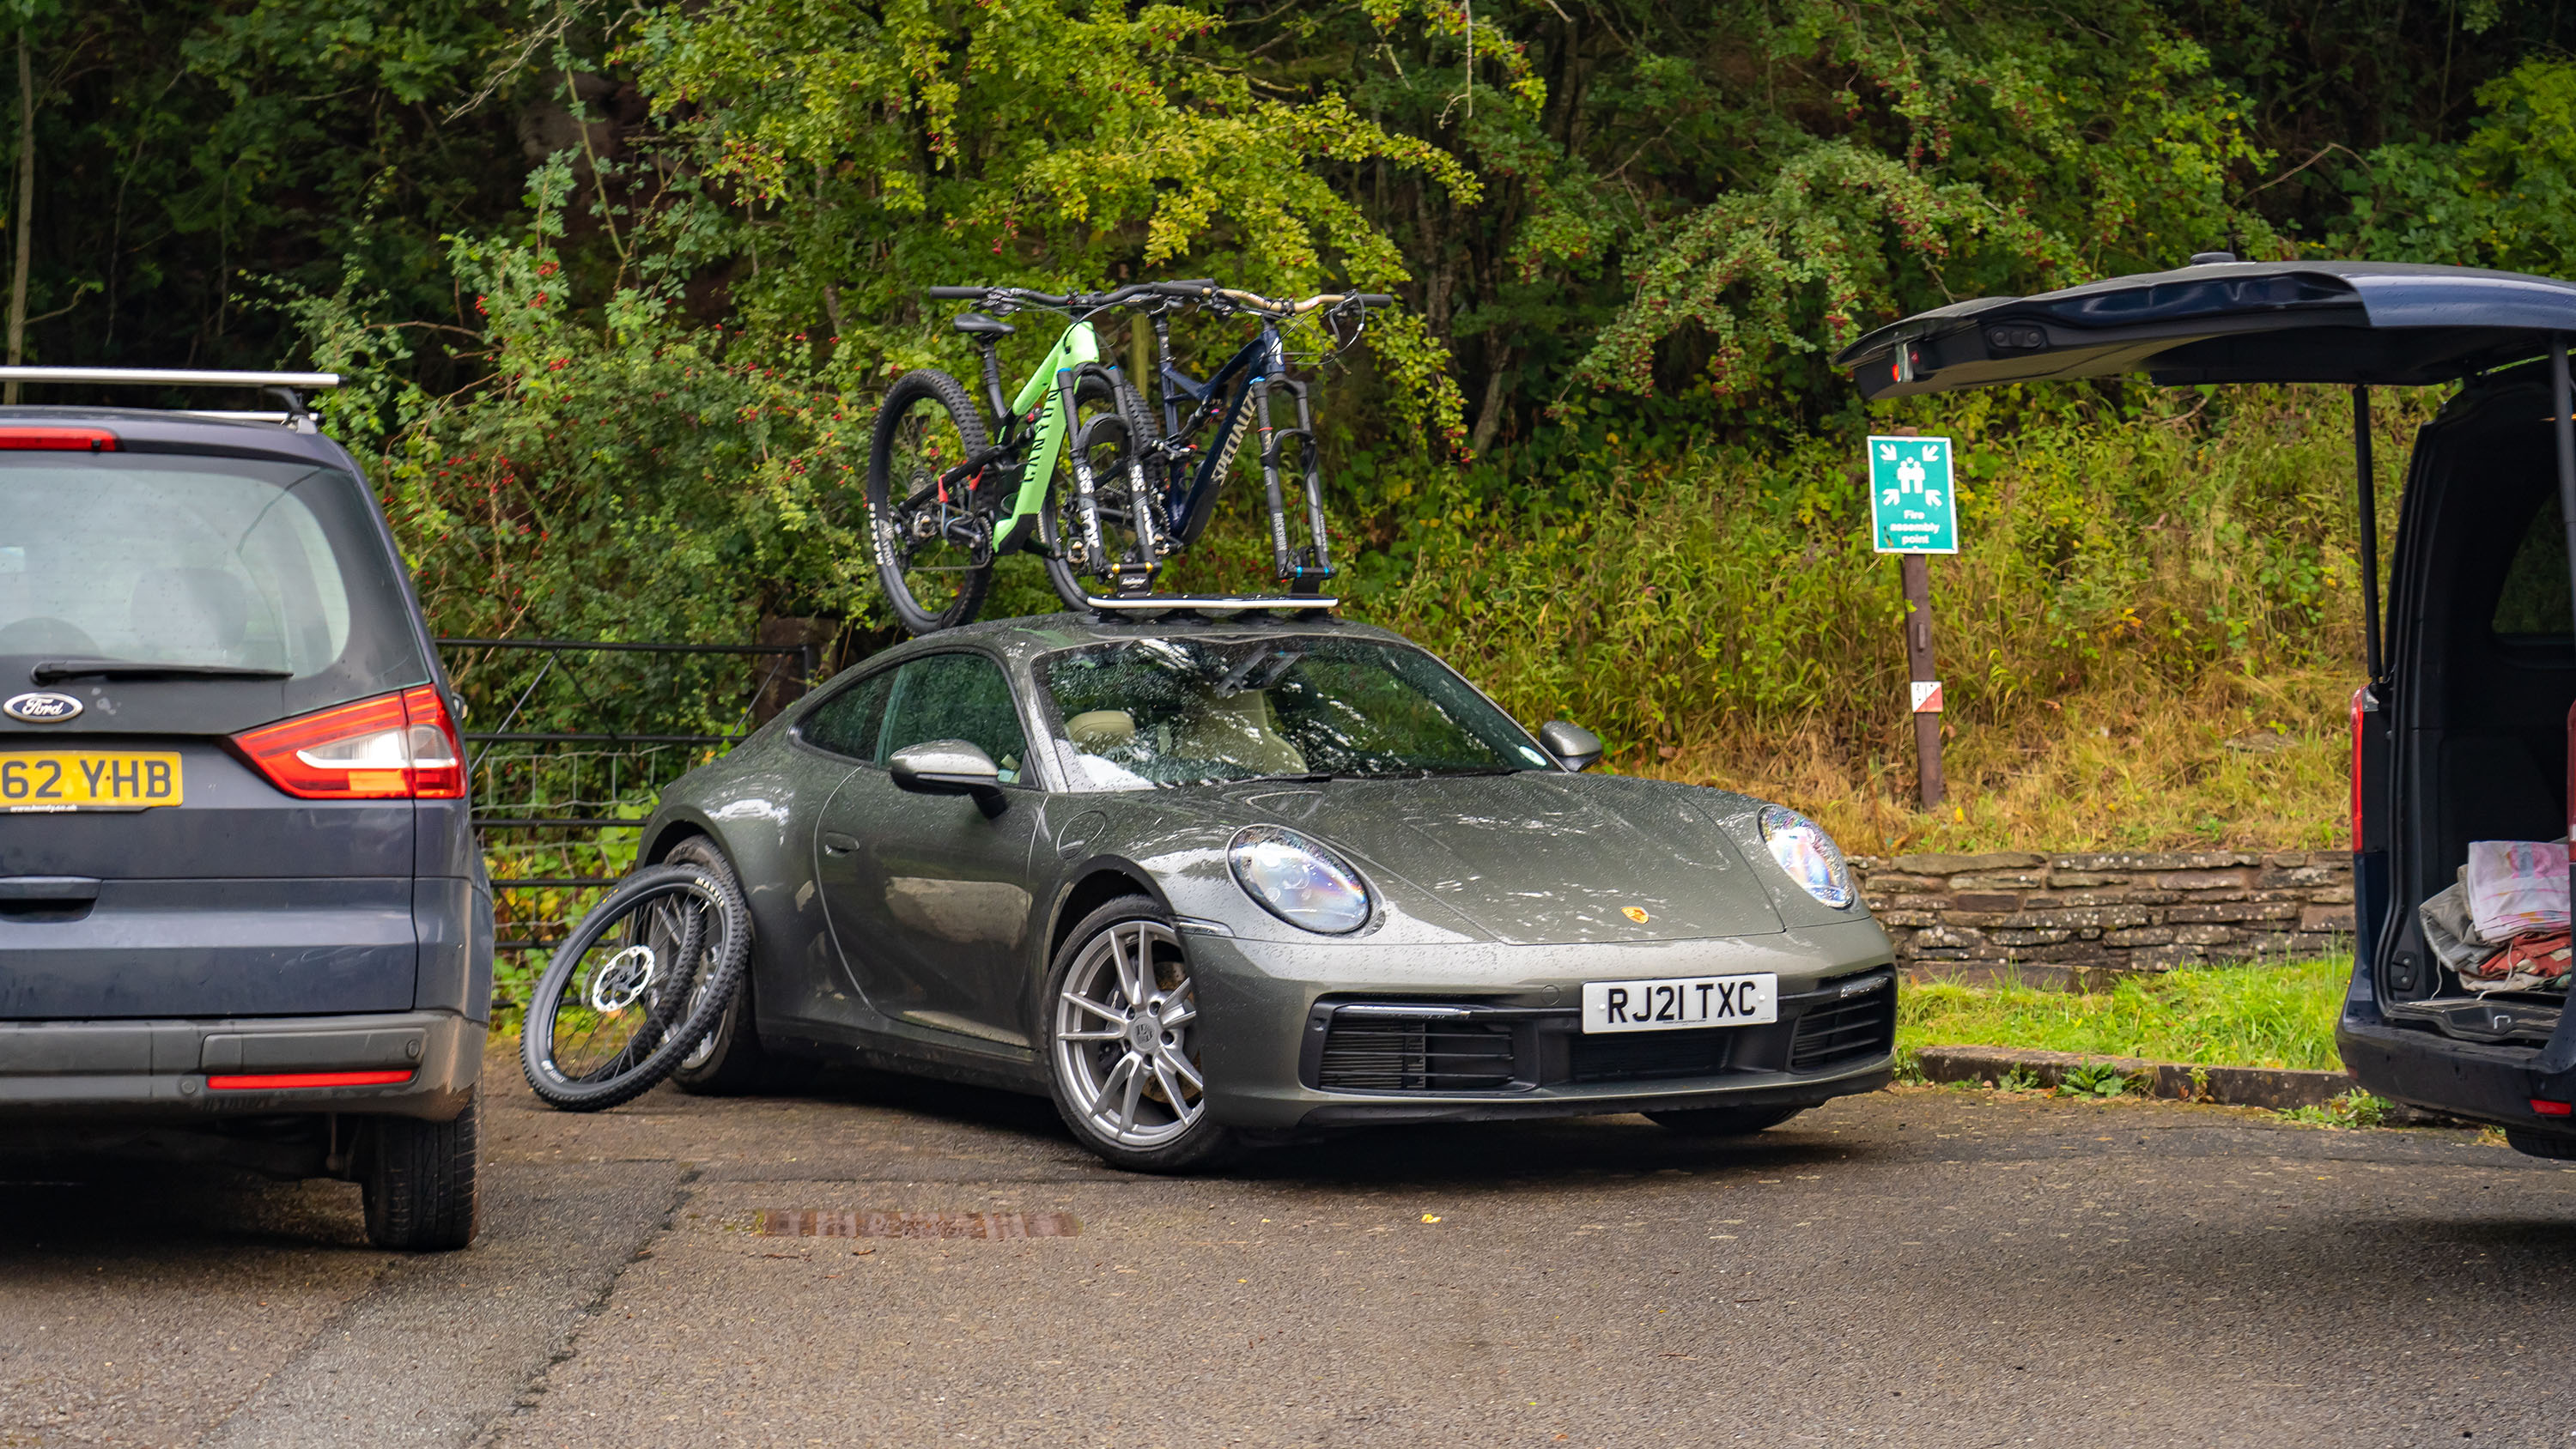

1146,314,1333,587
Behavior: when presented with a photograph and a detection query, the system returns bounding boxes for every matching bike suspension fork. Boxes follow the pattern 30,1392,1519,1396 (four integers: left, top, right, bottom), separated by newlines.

1054,367,1107,567
1251,373,1296,581
1285,379,1331,582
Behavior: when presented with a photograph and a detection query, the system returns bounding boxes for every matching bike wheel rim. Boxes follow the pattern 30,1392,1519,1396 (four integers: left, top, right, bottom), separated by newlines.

1052,919,1202,1149
539,883,716,1085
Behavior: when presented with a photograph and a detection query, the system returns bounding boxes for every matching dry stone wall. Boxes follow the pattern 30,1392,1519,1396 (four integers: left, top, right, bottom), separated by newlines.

1850,850,2354,987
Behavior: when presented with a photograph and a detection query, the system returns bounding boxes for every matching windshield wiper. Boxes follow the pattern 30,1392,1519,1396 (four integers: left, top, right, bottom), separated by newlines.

30,658,294,684
1236,772,1338,785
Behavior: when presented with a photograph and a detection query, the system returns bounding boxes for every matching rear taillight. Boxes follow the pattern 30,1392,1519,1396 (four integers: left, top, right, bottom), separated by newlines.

232,686,464,799
0,427,116,451
2533,1098,2573,1118
2349,686,2367,852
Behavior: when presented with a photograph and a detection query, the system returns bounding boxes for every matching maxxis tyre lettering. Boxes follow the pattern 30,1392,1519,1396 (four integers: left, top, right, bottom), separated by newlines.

519,863,752,1112
867,367,994,635
362,1092,480,1252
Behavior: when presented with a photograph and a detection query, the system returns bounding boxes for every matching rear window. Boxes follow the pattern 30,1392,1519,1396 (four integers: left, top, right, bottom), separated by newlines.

2494,493,2572,637
0,453,425,707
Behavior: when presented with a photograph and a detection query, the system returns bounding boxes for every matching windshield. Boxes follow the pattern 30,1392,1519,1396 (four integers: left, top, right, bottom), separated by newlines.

1038,634,1552,790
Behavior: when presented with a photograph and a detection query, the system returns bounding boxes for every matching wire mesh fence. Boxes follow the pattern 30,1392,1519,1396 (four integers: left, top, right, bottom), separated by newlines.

438,637,819,1016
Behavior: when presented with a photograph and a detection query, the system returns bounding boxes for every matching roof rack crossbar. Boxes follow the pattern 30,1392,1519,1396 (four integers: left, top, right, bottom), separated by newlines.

1084,594,1340,619
0,367,342,389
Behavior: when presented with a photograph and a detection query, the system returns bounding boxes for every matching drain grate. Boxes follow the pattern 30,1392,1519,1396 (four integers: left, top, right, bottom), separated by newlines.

756,1210,1081,1240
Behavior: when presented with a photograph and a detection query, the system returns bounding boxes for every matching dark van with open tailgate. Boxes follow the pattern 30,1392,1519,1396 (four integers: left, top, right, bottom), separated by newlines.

1837,258,2576,1155
0,368,488,1249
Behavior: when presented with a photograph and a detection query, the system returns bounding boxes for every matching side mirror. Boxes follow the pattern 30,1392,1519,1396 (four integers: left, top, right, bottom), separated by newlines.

890,740,1006,814
1538,720,1603,772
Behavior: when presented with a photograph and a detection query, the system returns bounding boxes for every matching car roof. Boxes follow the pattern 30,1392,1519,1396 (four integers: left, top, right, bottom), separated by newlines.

0,405,355,468
1832,260,2576,401
854,610,1409,674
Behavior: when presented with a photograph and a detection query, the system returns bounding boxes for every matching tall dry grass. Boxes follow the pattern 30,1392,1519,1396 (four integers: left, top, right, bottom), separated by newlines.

1166,385,2416,853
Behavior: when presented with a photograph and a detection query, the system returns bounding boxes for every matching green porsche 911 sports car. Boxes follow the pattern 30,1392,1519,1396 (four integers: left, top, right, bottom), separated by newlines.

637,613,1896,1170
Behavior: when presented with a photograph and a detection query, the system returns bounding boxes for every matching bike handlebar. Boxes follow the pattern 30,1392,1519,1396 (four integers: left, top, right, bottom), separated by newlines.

925,282,1398,317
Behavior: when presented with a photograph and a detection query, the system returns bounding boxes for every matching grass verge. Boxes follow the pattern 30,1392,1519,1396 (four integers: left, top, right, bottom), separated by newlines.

1898,956,2350,1072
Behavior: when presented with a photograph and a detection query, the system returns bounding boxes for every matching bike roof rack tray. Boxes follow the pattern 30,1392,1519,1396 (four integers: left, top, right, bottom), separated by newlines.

1084,594,1339,621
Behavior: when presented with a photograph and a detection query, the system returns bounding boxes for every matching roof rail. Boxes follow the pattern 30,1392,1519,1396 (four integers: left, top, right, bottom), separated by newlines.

0,367,341,389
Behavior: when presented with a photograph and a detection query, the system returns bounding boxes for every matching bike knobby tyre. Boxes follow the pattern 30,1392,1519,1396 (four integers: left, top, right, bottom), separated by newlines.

868,367,996,635
519,863,752,1112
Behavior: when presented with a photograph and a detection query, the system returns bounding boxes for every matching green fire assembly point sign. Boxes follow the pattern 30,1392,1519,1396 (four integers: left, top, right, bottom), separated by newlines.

1868,434,1958,555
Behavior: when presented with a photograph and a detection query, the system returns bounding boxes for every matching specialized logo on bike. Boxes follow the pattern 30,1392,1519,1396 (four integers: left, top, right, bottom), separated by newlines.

1209,404,1255,488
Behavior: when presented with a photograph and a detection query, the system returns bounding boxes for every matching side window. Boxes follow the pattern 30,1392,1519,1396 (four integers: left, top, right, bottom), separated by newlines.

799,670,895,761
883,653,1032,785
2494,493,2572,636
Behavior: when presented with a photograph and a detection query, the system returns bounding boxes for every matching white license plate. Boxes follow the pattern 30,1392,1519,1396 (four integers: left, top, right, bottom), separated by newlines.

1581,973,1777,1034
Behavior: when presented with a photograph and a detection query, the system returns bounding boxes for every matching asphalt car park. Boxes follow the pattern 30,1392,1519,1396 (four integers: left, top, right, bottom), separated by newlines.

7,1054,2574,1447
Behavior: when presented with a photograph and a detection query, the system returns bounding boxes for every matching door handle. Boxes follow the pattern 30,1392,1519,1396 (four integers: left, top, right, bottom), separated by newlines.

821,832,860,856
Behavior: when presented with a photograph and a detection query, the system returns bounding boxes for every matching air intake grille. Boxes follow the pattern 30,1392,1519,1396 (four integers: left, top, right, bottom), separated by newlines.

1566,1027,1735,1083
1315,1017,1516,1092
1789,990,1895,1070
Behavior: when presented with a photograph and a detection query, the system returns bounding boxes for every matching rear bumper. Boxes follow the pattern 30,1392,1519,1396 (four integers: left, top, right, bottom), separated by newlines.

2337,1010,2562,1130
0,1009,482,1121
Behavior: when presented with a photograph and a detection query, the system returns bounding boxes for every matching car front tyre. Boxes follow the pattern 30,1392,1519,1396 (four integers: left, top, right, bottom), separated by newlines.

362,1093,480,1251
1643,1104,1804,1137
1044,897,1236,1173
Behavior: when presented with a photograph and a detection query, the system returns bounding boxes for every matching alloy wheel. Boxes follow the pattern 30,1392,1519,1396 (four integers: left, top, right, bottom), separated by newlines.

1052,919,1203,1149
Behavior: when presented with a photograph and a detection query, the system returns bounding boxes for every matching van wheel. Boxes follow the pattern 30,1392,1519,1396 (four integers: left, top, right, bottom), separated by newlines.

2505,1126,2576,1160
665,839,809,1095
362,1094,479,1251
1643,1105,1803,1137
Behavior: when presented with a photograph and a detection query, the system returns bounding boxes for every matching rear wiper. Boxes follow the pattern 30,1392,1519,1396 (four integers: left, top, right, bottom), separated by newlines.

30,658,293,683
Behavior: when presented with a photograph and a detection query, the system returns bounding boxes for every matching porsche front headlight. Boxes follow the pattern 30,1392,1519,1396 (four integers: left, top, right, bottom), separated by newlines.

1759,805,1856,909
1228,825,1372,934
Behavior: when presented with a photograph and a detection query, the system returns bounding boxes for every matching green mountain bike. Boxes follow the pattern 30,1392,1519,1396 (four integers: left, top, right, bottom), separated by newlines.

866,282,1392,634
866,282,1168,634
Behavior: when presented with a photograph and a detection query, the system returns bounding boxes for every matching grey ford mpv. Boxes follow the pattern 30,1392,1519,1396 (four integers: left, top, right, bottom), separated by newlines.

0,370,488,1249
1836,258,2576,1156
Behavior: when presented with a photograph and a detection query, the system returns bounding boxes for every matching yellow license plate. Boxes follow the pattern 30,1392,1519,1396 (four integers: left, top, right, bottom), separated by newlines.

0,751,184,809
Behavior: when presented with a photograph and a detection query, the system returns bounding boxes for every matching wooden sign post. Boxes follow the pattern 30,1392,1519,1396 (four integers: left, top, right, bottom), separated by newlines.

1868,428,1955,810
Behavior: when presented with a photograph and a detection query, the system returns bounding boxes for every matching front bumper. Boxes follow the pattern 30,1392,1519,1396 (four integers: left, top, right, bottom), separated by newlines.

1188,919,1897,1131
0,1009,482,1121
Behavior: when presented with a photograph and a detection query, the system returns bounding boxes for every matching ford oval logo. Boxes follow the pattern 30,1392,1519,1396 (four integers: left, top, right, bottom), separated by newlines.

3,691,82,723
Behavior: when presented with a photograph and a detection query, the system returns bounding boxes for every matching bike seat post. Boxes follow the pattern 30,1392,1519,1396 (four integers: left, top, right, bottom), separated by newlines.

969,342,1007,423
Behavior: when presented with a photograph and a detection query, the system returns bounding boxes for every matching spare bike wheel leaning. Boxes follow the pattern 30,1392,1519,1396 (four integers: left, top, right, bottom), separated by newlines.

867,367,996,635
519,862,751,1112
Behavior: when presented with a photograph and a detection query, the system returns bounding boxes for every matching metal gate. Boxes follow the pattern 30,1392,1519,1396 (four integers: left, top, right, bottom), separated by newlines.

436,636,820,1012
